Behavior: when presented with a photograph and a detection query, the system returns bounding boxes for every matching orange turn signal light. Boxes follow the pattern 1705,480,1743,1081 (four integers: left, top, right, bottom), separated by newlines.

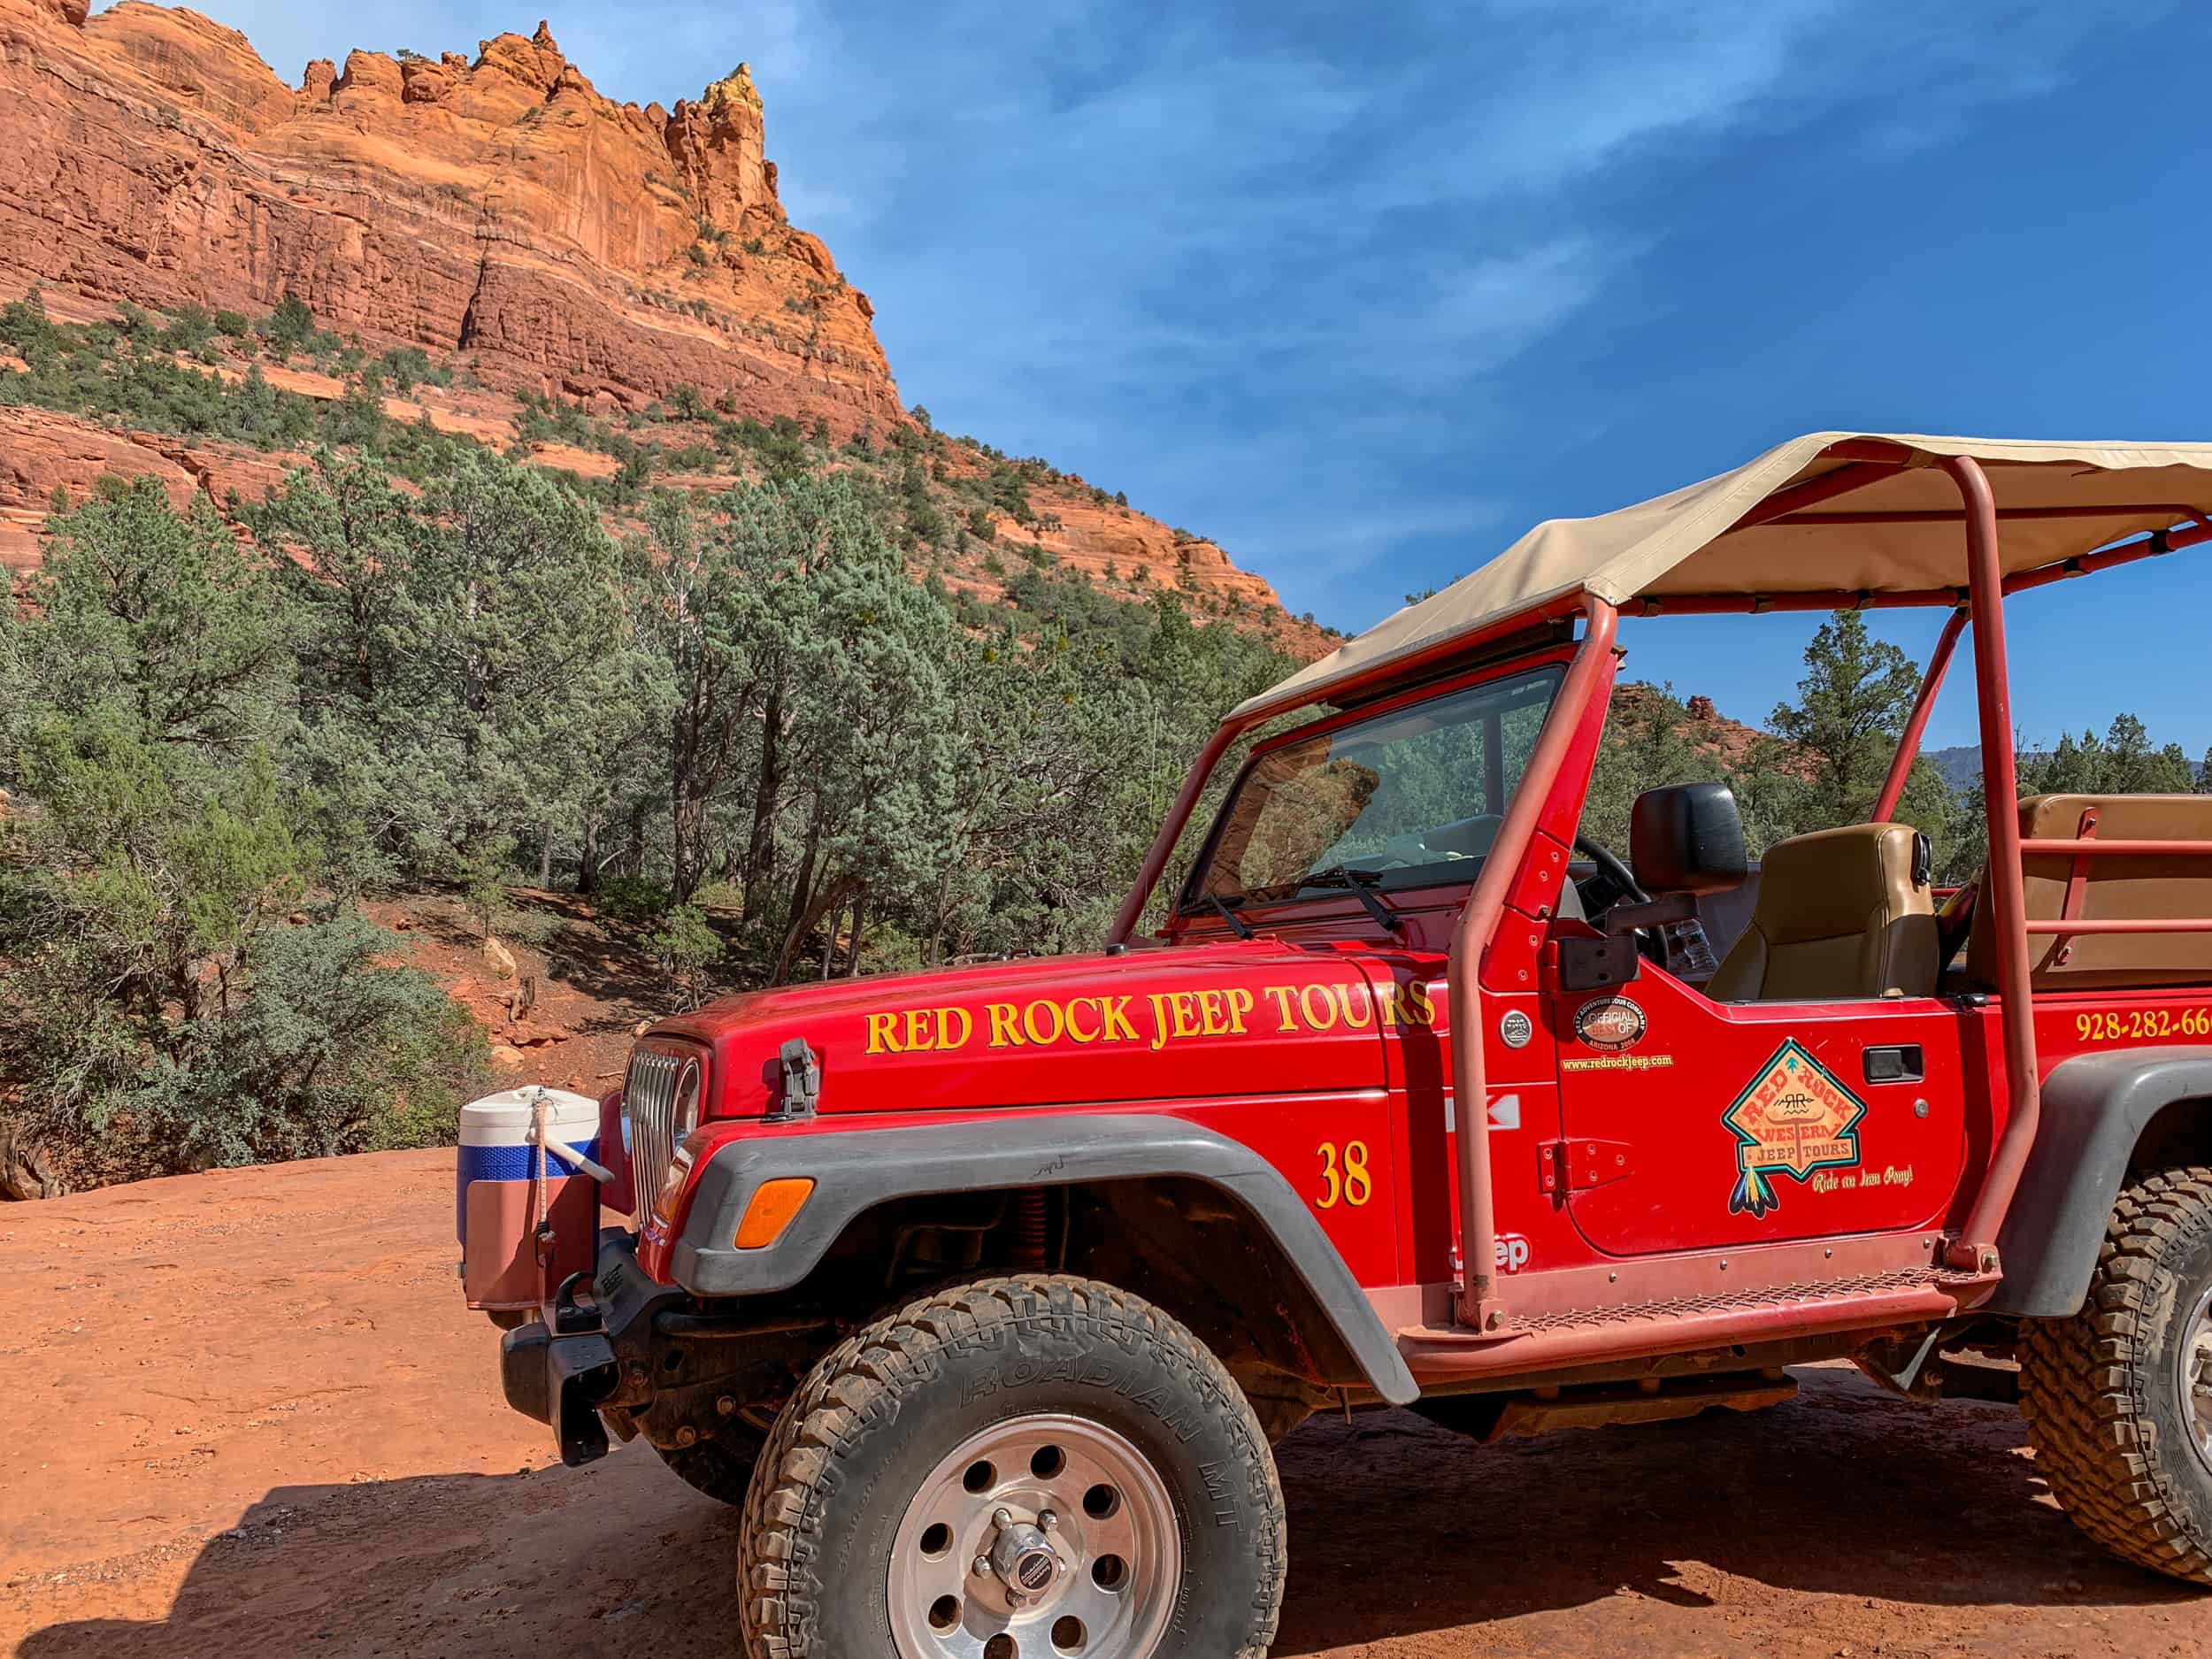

735,1177,815,1249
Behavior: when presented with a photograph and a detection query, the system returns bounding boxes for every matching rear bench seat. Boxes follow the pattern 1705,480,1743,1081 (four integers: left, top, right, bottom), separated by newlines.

1967,794,2212,990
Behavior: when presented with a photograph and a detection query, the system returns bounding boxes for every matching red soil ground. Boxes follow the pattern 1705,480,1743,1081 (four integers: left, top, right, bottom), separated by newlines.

4,1147,2207,1659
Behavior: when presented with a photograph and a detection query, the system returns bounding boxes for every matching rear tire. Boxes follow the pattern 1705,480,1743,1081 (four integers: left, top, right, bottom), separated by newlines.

2020,1164,2212,1583
738,1273,1286,1658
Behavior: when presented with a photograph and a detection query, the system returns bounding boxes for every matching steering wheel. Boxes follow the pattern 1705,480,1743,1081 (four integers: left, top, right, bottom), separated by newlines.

1573,832,1647,908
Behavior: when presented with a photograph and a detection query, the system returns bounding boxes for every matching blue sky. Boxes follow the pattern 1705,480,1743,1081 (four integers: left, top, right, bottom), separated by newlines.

130,0,2212,753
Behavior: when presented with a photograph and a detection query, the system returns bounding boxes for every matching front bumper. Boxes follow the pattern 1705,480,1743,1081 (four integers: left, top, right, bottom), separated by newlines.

498,1228,679,1466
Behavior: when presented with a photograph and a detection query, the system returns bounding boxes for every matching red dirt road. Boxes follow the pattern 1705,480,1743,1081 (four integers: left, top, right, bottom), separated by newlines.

4,1150,2208,1658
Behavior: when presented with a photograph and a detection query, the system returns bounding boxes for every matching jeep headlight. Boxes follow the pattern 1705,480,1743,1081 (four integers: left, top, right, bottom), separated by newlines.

672,1058,702,1141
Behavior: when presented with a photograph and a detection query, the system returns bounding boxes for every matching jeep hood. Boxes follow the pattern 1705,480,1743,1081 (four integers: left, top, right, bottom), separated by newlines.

651,941,1423,1118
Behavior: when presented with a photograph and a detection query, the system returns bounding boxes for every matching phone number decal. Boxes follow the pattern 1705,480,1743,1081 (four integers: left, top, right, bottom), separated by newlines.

2076,1008,2212,1042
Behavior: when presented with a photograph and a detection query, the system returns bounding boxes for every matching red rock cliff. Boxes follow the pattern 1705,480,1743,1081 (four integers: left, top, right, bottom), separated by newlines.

0,0,901,429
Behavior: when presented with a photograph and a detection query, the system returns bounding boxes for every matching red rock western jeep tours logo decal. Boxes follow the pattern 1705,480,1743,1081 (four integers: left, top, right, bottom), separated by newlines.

1722,1039,1865,1217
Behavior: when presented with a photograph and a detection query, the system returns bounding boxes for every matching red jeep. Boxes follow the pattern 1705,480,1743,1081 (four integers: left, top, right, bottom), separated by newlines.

478,431,2212,1658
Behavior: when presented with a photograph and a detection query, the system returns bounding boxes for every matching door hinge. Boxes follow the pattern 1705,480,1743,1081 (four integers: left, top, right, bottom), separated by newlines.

1539,1137,1632,1196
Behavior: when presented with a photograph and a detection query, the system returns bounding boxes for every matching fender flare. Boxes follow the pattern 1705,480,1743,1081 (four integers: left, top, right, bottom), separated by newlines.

1989,1048,2212,1317
669,1111,1419,1405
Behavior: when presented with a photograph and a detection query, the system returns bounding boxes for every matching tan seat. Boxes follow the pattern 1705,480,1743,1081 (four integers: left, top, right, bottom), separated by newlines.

1709,824,1937,1002
1967,795,2212,990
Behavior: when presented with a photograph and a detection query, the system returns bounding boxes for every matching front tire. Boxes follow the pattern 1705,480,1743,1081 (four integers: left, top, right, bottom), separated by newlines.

738,1273,1286,1659
2020,1164,2212,1583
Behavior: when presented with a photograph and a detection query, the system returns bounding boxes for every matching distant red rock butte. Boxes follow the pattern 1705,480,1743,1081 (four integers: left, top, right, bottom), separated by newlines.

0,0,1330,656
0,0,900,428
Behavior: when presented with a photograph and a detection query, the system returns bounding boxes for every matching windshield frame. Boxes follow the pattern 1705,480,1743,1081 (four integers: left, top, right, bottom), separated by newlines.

1175,647,1576,919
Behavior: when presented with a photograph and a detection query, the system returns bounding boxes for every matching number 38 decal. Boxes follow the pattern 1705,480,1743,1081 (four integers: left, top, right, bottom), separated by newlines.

1316,1140,1372,1209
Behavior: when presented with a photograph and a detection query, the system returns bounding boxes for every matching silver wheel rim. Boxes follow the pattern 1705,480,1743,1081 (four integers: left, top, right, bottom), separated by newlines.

2181,1283,2212,1479
887,1412,1181,1659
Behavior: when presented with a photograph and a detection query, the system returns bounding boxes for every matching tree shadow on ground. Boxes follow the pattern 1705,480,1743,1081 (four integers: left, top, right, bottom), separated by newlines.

16,1370,2200,1659
1269,1366,2200,1654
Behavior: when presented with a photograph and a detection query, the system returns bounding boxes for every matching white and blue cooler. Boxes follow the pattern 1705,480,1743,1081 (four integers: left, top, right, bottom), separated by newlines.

457,1087,603,1311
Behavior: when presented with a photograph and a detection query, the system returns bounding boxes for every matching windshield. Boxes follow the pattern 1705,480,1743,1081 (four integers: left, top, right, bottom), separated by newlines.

1187,664,1564,906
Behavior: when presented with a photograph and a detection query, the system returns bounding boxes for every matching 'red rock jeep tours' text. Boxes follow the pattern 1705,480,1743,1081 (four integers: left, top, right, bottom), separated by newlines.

458,431,2212,1657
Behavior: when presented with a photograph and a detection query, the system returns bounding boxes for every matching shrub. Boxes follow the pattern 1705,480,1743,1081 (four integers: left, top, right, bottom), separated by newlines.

498,906,565,949
689,879,743,910
258,293,319,356
650,903,722,1010
455,835,518,938
130,914,489,1168
159,304,217,354
595,874,672,925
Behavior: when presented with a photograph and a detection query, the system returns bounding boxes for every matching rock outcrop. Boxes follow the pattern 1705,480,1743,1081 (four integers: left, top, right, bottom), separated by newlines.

0,0,1332,655
0,0,901,430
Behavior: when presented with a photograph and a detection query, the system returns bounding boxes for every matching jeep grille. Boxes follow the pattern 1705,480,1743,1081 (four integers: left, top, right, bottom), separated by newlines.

623,1048,687,1218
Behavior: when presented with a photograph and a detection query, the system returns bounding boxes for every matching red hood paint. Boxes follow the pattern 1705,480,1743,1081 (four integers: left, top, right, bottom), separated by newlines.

650,941,1424,1119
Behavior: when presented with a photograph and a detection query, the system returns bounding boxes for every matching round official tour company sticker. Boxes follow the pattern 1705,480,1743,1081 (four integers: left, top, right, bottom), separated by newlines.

1499,1009,1533,1048
1573,995,1647,1053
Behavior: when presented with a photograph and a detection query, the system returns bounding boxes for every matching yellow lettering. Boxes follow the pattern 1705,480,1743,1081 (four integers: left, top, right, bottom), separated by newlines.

903,1008,933,1052
1147,993,1171,1052
1263,986,1299,1032
1102,995,1140,1043
1198,988,1229,1036
1381,983,1432,1027
1170,991,1202,1040
1332,983,1373,1029
1300,984,1340,1032
987,1002,1025,1048
1225,987,1254,1034
937,1006,972,1051
1023,999,1065,1046
1065,996,1100,1044
865,1012,902,1055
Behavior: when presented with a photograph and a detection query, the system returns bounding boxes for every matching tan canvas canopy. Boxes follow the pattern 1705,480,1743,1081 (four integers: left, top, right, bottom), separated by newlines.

1237,431,2212,719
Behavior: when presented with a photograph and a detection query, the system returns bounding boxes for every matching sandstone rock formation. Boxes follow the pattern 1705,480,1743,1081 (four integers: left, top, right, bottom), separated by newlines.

0,0,1333,657
0,0,901,430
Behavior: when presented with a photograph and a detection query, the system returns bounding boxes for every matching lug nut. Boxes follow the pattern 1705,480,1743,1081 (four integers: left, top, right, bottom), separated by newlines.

972,1556,992,1577
673,1425,697,1447
716,1395,737,1417
1038,1509,1058,1532
992,1507,1014,1529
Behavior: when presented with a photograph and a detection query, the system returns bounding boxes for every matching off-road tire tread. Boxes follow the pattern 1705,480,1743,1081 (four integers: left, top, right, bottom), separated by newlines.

737,1272,1286,1658
2019,1164,2212,1583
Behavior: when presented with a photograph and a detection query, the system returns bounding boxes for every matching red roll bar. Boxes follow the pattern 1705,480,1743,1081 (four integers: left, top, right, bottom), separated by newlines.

1451,599,1619,1331
1105,718,1251,948
1941,455,2036,1273
1873,606,1966,824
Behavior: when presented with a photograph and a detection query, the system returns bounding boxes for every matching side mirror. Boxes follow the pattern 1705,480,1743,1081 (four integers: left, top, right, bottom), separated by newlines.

1630,782,1747,895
